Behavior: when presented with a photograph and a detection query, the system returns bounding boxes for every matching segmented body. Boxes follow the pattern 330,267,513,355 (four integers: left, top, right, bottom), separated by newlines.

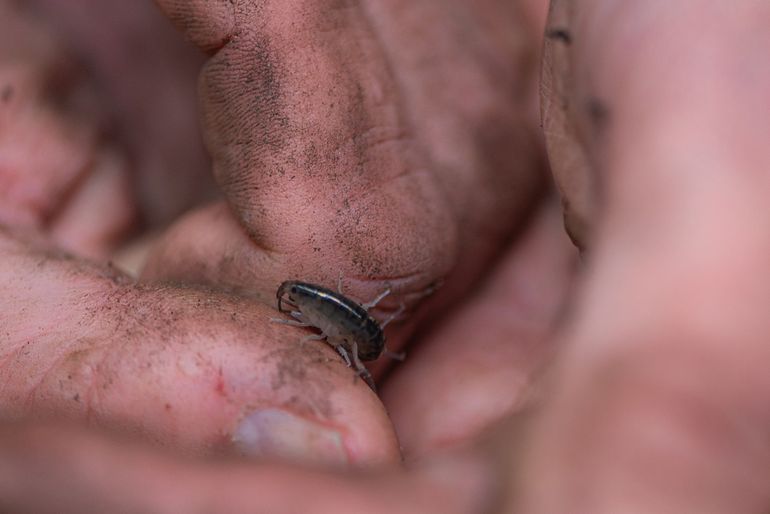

275,280,388,389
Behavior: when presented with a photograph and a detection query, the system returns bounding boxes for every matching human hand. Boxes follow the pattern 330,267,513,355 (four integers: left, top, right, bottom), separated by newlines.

531,1,770,511
0,0,553,467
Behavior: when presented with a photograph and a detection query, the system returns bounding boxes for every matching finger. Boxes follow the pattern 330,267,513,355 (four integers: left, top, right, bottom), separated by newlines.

382,200,577,457
520,1,770,511
0,229,398,466
143,0,546,318
0,421,492,514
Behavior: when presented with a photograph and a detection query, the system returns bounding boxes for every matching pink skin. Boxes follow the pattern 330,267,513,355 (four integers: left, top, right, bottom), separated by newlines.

3,0,770,512
0,3,135,258
24,0,215,225
0,226,397,463
382,202,577,457
141,0,546,313
0,0,547,465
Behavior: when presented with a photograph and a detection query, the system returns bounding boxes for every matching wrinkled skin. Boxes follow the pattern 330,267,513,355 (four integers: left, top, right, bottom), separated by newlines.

2,0,770,512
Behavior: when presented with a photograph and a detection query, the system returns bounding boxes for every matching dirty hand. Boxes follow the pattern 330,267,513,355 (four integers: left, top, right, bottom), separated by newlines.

0,0,558,476
3,0,770,512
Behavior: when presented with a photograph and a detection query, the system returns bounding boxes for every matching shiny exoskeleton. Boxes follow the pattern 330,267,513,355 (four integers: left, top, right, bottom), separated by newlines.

272,280,402,391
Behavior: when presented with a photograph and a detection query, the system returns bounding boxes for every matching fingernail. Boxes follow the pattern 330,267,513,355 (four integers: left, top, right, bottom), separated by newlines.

233,409,349,465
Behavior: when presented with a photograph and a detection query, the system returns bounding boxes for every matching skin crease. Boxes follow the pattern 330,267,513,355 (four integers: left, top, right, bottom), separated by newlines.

1,1,770,513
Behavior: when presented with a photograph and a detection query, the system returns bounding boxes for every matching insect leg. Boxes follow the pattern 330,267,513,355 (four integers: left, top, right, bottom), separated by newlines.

300,333,326,344
334,345,352,367
379,302,405,329
362,288,390,310
269,318,311,327
383,349,406,361
350,342,376,391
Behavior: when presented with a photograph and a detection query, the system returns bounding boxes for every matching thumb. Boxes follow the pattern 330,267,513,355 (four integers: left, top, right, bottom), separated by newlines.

147,0,456,298
143,0,544,329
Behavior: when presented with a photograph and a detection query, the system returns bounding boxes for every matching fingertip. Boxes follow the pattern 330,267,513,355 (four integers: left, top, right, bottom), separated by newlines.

231,397,401,467
153,0,235,53
82,287,402,466
219,332,402,466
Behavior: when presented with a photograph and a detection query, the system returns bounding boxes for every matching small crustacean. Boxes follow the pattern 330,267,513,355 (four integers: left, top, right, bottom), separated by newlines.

270,279,404,391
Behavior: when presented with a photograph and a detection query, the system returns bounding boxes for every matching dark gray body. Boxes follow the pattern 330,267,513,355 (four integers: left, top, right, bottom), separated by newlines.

276,281,385,361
